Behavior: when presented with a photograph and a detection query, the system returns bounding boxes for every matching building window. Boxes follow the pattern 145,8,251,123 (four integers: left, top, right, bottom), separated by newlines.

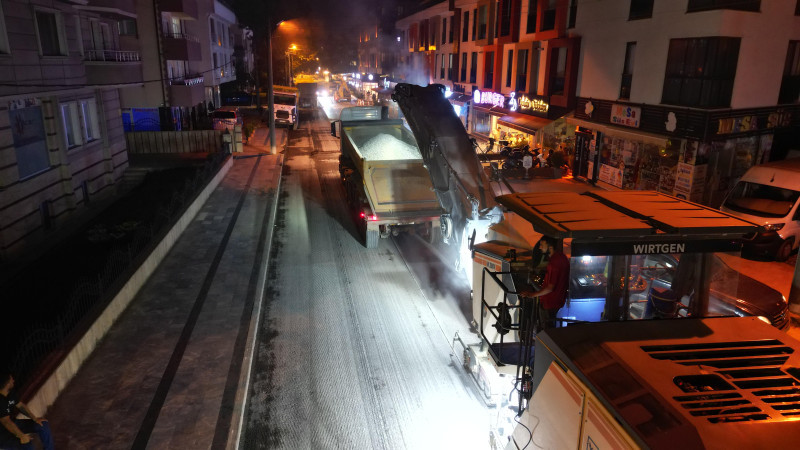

629,0,654,20
541,0,556,31
463,11,469,41
687,0,760,12
470,52,478,83
478,5,488,40
620,42,636,99
516,49,528,91
549,47,566,96
442,17,447,45
500,0,512,37
484,51,494,88
80,99,100,142
568,0,578,28
449,15,454,43
461,52,468,81
441,53,446,79
779,41,800,104
61,103,82,147
662,37,741,108
61,98,101,147
472,8,477,40
449,53,455,80
118,19,137,36
527,0,537,33
34,9,66,56
10,102,50,179
506,49,513,87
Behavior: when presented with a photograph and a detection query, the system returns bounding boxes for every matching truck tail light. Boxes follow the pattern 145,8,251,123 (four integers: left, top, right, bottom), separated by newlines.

360,212,378,221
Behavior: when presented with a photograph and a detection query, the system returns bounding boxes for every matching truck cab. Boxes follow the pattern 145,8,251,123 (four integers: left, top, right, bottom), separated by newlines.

272,86,298,129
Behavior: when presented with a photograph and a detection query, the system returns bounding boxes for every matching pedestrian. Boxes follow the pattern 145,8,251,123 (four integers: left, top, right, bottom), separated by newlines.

527,236,570,331
0,372,54,450
537,149,549,168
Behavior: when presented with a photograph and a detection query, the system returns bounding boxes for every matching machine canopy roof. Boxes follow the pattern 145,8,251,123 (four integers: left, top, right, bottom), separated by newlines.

496,191,759,255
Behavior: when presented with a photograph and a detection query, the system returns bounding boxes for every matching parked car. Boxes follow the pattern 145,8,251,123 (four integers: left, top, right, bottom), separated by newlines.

210,107,242,132
721,158,800,261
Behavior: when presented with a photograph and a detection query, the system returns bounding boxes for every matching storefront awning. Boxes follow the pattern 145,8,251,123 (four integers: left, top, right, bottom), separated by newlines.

498,113,555,135
448,93,472,105
473,105,506,116
566,113,668,146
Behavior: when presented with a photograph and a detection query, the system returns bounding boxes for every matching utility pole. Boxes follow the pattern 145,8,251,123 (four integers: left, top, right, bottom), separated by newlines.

267,20,276,154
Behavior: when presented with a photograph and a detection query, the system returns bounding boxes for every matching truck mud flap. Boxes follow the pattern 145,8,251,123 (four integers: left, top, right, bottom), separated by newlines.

365,229,379,248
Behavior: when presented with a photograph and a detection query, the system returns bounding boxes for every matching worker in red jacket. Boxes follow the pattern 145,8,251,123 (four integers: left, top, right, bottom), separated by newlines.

533,236,570,331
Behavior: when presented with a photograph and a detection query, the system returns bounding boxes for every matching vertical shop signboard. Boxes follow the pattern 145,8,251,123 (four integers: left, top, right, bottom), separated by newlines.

673,162,707,202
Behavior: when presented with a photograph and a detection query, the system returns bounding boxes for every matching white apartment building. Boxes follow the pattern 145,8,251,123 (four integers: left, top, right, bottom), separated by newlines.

568,0,800,206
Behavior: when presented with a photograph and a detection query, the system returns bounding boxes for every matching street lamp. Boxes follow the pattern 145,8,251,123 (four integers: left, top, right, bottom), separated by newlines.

264,19,289,154
286,44,297,87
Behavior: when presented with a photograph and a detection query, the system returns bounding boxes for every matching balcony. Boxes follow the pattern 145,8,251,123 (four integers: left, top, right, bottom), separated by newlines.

84,50,143,85
159,0,197,20
74,0,136,18
169,75,205,106
163,33,201,61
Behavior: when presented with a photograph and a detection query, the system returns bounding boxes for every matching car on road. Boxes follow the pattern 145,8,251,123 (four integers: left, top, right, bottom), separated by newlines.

721,158,800,261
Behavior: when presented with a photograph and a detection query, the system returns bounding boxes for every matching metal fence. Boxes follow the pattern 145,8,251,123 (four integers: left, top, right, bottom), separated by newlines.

9,152,228,384
125,130,224,154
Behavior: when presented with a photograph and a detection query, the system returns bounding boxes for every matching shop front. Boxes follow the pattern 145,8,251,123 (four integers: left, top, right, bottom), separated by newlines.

570,99,800,207
469,90,575,170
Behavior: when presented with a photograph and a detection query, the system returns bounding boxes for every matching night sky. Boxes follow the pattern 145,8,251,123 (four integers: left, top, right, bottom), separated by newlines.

233,0,379,72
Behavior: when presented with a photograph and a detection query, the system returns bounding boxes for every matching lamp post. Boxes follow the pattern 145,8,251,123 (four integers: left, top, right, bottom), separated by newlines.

266,19,280,154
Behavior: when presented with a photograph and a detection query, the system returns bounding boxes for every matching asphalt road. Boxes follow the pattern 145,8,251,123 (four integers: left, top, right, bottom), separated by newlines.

240,109,491,449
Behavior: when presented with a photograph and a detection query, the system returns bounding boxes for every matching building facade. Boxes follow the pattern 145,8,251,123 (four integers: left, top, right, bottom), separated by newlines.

0,0,136,262
393,0,800,207
568,0,800,206
396,0,582,156
120,0,246,132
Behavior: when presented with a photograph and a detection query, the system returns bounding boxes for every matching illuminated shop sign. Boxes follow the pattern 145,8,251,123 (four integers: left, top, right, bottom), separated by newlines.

516,94,549,114
473,90,506,108
716,110,793,135
610,104,641,128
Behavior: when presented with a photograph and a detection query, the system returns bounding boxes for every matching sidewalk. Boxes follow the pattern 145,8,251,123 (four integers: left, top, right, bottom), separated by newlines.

44,128,285,449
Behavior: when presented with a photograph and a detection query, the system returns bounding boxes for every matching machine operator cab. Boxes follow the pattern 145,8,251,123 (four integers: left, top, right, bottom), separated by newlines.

461,190,790,447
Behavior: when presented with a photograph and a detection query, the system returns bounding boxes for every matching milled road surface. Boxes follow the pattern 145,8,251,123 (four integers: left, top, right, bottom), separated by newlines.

241,110,490,449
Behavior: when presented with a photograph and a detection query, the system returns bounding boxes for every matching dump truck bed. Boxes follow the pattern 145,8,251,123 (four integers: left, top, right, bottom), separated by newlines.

341,121,440,218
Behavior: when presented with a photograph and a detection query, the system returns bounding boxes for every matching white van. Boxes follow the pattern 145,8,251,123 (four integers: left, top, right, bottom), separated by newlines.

210,107,242,132
720,158,800,261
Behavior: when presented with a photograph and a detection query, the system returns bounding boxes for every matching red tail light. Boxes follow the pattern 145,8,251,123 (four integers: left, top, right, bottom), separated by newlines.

359,212,378,221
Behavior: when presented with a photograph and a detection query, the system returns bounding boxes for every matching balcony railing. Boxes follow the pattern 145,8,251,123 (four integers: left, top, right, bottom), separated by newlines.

163,32,200,43
85,49,141,62
169,75,204,86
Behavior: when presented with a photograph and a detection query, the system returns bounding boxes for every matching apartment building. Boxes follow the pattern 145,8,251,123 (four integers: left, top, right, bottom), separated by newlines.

0,0,137,262
568,0,800,206
396,0,581,152
120,0,244,131
395,0,800,207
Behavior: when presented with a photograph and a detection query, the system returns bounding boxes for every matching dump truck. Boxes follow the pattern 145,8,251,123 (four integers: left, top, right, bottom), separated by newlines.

331,105,443,248
297,82,318,110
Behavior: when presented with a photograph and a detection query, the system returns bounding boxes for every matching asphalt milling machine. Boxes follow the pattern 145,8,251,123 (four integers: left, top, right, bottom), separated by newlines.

390,84,799,449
